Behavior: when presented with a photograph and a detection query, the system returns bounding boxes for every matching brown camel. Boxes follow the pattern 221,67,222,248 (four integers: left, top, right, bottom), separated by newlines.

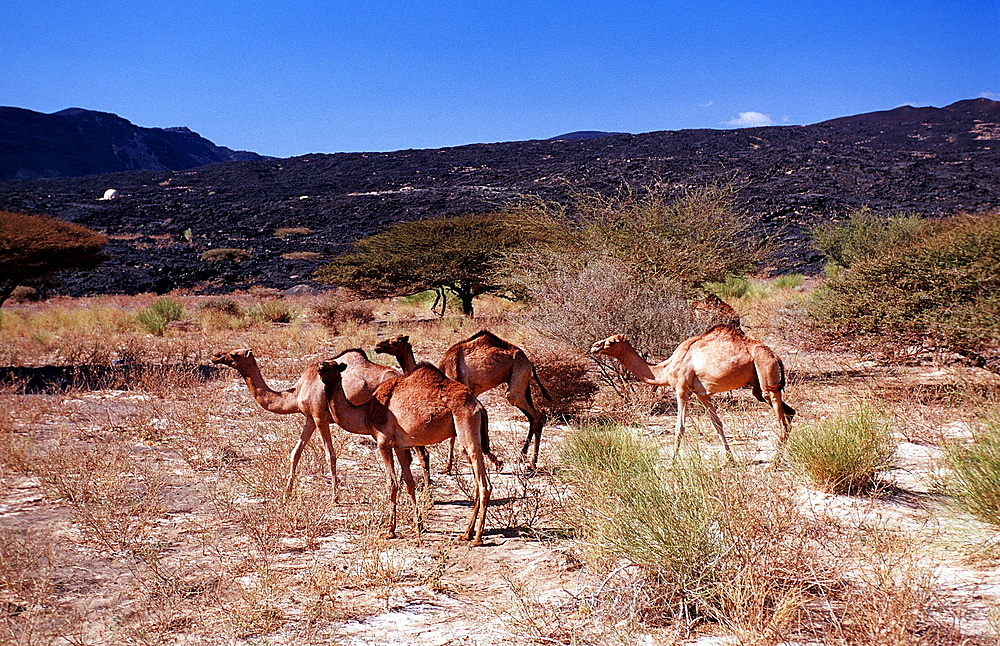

212,348,340,501
590,325,795,457
332,348,431,483
377,332,551,470
317,360,496,545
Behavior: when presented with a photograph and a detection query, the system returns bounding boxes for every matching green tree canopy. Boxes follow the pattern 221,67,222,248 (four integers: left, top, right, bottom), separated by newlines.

0,211,108,306
314,210,569,316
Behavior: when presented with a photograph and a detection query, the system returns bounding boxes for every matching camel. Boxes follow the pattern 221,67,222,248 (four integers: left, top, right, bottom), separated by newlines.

590,325,795,458
212,348,340,501
376,332,551,470
332,348,431,483
212,347,431,500
316,360,496,545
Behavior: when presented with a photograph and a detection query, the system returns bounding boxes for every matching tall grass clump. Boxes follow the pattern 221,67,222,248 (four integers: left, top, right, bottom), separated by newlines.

946,417,1000,526
136,297,184,336
786,405,896,494
560,423,842,635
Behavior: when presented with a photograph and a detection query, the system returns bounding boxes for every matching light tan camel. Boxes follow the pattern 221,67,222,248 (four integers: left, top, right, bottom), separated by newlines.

376,332,551,470
590,325,795,457
212,348,340,501
317,360,496,545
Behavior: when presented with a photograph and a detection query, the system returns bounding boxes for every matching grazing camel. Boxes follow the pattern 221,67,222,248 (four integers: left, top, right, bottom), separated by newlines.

590,325,795,457
377,332,551,470
212,348,340,501
316,360,496,545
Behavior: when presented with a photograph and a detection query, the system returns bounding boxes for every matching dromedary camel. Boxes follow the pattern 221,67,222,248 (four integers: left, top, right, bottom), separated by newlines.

332,348,431,483
590,325,795,457
376,332,551,470
212,348,431,500
212,348,340,501
317,360,496,545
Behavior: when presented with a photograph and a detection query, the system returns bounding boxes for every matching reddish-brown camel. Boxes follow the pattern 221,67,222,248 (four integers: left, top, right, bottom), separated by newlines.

212,348,341,501
332,348,432,484
590,325,795,457
376,332,550,470
317,360,496,545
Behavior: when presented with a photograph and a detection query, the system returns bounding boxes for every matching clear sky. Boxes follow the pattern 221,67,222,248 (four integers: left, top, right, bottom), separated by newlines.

2,1,997,159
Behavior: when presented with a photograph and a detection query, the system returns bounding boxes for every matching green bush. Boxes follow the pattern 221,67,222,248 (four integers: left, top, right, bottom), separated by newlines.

946,418,1000,526
785,405,896,494
137,297,184,336
811,206,925,269
809,211,1000,371
249,299,294,324
772,273,805,289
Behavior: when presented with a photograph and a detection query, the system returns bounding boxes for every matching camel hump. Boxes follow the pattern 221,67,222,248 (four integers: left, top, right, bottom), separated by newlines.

332,347,369,361
465,330,517,351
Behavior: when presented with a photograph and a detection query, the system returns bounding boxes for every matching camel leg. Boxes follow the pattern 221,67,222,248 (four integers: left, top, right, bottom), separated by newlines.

414,446,432,489
456,417,492,546
673,390,690,457
315,416,340,503
768,390,793,444
695,393,733,460
445,437,456,475
376,440,399,539
395,448,423,534
509,380,545,471
285,417,316,501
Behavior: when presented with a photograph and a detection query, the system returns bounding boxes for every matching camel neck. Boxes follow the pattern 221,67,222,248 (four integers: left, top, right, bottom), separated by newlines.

397,348,418,374
236,360,297,413
326,380,374,436
613,345,671,387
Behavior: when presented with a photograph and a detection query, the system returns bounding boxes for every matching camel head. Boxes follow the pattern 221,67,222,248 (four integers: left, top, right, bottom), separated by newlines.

374,335,410,357
211,348,255,368
590,335,628,356
316,360,348,390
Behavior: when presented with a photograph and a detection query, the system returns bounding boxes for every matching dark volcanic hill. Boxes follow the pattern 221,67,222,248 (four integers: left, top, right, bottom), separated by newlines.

0,107,269,180
0,98,998,297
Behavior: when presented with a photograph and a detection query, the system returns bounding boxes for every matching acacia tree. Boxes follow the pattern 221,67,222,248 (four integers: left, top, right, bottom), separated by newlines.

314,210,568,316
0,211,108,306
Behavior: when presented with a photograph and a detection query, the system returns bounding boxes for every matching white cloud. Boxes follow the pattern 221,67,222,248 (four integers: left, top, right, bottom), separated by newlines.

697,100,714,108
725,111,774,127
980,92,1000,100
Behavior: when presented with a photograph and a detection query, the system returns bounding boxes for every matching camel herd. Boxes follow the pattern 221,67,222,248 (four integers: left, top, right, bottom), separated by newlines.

212,319,794,546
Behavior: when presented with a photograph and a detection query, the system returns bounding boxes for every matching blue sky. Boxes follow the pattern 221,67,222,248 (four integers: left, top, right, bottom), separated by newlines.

2,1,997,158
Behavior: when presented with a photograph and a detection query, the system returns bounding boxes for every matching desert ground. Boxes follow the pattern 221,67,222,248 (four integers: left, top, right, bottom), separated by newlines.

2,286,999,645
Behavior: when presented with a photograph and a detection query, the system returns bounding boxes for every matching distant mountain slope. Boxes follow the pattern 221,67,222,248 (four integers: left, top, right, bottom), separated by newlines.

0,107,269,180
0,98,998,296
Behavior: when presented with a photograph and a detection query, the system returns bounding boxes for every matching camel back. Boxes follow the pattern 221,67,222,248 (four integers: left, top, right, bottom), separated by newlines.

332,347,369,360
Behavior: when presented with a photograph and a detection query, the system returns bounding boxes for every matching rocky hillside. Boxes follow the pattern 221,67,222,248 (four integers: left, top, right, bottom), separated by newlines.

0,107,269,180
0,98,998,296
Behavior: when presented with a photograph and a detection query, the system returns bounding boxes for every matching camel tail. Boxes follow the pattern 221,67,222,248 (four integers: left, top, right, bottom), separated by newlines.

530,363,552,402
774,356,796,419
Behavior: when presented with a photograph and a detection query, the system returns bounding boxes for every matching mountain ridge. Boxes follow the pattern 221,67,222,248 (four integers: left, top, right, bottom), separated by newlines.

1,98,998,297
0,106,269,180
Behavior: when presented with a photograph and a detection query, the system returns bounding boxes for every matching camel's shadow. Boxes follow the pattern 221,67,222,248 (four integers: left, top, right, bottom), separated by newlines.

0,363,224,393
